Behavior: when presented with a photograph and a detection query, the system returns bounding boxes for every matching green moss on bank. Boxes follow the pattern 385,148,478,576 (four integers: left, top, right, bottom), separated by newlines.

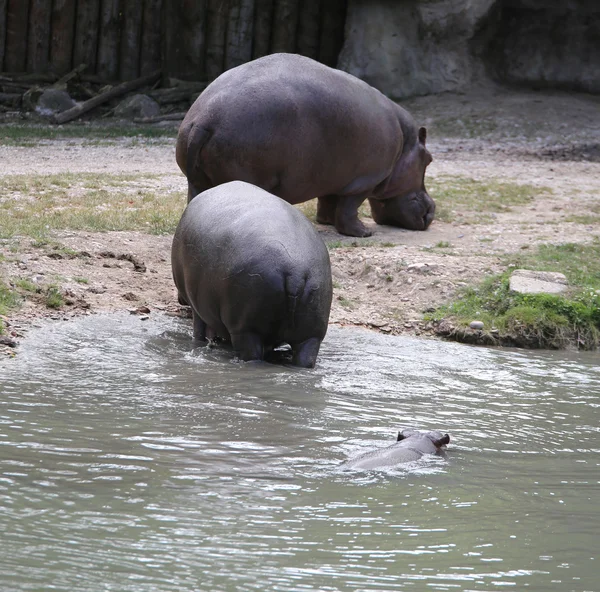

427,242,600,350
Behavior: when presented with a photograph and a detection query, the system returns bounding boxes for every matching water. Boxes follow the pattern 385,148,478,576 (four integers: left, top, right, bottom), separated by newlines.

1,314,599,592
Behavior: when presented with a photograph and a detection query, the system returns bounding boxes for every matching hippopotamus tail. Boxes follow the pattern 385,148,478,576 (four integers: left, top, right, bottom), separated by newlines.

185,123,212,199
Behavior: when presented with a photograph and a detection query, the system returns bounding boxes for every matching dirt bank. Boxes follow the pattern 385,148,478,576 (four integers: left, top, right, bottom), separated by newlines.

1,87,599,353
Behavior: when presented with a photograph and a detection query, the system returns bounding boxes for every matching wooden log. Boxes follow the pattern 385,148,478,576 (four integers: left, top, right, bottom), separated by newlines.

252,0,273,59
140,0,162,76
119,0,143,80
0,0,9,71
97,0,122,81
53,63,87,88
50,0,77,74
225,0,255,71
133,112,187,123
318,0,347,67
206,0,229,79
147,83,208,104
53,69,161,124
296,0,320,60
271,0,299,54
73,0,100,73
163,0,207,81
27,0,52,72
4,0,30,73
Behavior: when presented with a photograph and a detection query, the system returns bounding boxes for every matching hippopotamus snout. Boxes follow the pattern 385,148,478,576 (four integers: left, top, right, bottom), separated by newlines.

369,190,436,231
341,429,451,471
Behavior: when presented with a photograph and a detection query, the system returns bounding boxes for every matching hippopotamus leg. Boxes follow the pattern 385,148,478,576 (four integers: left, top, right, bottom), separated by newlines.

316,196,337,226
192,310,208,341
230,331,265,362
291,337,322,368
334,194,372,238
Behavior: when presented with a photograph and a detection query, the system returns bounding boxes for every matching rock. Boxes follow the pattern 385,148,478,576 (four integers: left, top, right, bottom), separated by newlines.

338,1,599,97
114,94,160,119
469,320,484,330
32,89,76,117
509,270,568,295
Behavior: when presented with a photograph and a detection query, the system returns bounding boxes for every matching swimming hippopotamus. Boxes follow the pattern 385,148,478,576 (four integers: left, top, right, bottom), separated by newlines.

171,181,333,368
341,430,450,470
176,53,434,238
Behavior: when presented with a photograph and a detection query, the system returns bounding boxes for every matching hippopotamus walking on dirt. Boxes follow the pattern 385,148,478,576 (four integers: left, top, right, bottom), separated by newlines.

341,430,450,470
176,53,435,238
171,181,333,368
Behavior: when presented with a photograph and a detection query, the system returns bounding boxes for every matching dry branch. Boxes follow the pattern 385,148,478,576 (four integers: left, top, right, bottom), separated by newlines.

52,70,161,124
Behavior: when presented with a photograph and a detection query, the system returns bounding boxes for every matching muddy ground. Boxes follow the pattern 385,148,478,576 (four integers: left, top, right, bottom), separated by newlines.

1,86,599,353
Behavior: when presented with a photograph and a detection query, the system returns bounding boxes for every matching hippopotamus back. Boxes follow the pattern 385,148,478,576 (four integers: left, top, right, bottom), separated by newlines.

341,430,450,471
171,181,333,368
176,53,434,238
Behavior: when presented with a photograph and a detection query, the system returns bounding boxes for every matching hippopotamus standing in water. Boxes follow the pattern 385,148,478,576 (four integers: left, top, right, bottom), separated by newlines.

341,430,450,470
171,181,333,368
176,53,435,238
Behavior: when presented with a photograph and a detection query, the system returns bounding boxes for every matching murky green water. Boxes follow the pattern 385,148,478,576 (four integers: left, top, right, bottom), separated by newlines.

1,314,599,591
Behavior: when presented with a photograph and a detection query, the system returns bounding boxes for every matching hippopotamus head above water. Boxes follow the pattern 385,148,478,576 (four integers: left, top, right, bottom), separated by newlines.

341,429,451,471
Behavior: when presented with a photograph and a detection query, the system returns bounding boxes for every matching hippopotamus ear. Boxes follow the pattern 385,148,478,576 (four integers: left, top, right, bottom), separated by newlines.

418,127,427,146
433,434,450,447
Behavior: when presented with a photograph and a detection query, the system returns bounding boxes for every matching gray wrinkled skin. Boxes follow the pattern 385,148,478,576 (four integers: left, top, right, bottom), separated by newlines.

341,430,450,470
171,181,333,368
176,53,434,238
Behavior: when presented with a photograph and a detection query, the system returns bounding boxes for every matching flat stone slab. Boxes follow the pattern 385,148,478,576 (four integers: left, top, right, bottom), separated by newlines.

509,269,568,295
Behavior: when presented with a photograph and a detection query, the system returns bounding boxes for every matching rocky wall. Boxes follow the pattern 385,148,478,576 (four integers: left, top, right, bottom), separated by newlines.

338,0,600,98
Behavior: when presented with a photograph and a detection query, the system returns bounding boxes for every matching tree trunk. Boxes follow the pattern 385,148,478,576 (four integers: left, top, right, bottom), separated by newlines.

206,0,229,79
4,0,30,72
50,0,77,75
27,0,52,72
97,0,122,81
140,0,163,76
163,0,207,81
271,0,299,54
296,0,320,60
119,0,143,80
225,0,254,70
252,0,273,59
0,0,7,71
318,0,346,67
73,0,100,72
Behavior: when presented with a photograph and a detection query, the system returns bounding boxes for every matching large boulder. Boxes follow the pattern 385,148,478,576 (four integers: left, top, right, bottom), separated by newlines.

338,0,600,98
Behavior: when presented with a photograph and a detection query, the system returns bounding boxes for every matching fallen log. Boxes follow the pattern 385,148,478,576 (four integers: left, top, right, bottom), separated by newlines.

133,112,187,123
53,63,88,88
53,70,161,124
147,83,208,105
0,92,22,107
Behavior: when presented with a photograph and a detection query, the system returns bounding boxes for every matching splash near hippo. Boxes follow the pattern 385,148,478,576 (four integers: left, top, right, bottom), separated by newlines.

342,430,451,470
176,53,435,238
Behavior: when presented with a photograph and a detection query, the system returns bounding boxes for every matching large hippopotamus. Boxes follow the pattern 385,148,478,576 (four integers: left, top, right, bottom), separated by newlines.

176,53,434,238
171,181,333,368
341,430,450,470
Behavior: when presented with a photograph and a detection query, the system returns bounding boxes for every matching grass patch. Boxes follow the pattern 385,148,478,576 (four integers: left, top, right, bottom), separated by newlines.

0,172,186,239
0,280,21,334
74,277,89,284
427,242,600,349
295,201,372,223
45,286,64,309
428,176,549,223
0,123,177,146
14,278,38,293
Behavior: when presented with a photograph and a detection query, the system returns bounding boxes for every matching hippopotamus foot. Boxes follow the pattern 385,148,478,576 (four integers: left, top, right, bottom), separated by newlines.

334,194,373,238
316,196,337,226
230,331,265,362
291,337,322,368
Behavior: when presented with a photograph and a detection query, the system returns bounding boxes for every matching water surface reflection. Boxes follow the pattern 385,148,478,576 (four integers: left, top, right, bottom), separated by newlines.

1,314,598,591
